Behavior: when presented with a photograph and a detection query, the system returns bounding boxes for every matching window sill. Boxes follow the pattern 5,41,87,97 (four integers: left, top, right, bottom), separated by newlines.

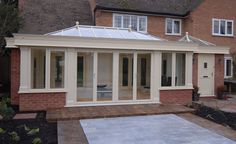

212,34,234,38
159,86,193,90
18,89,67,94
165,33,182,36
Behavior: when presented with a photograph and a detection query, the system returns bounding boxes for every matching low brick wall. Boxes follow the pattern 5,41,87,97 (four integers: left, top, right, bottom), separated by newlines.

160,89,192,105
19,93,66,111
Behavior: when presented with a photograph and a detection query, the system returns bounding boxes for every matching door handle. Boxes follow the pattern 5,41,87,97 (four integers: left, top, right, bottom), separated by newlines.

203,76,208,78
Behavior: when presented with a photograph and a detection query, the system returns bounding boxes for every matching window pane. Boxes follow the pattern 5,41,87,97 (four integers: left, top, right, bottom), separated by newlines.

114,15,122,28
77,52,93,102
214,20,219,34
131,16,138,31
220,20,226,35
137,53,151,100
226,59,232,76
161,53,172,86
227,21,233,35
50,51,65,88
123,15,130,28
31,49,46,89
139,17,146,32
174,20,180,34
119,54,133,100
176,53,186,86
166,19,172,34
97,53,113,101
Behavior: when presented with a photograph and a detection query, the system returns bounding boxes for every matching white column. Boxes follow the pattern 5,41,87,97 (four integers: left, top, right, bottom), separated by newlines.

66,49,77,105
133,52,137,100
93,52,98,102
172,53,176,87
19,47,30,92
152,51,161,102
113,52,119,101
45,48,51,89
186,52,193,87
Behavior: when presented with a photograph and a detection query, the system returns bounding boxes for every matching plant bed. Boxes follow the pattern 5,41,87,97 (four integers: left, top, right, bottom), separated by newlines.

195,105,236,130
0,112,57,144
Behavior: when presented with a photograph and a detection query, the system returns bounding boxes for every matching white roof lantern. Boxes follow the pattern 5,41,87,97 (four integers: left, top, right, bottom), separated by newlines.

46,24,163,41
179,32,216,46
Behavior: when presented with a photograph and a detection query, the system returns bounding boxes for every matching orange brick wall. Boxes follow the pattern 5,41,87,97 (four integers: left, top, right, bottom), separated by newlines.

160,90,192,105
19,93,66,111
192,54,198,87
188,0,236,53
214,54,225,94
11,49,20,105
95,10,113,27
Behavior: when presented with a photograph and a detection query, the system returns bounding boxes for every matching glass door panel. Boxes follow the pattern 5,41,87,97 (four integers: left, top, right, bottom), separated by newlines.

119,53,133,100
77,52,93,102
137,53,151,100
97,53,113,101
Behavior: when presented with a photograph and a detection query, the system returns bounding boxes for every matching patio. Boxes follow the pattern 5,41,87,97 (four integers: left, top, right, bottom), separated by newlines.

46,104,195,121
57,114,236,144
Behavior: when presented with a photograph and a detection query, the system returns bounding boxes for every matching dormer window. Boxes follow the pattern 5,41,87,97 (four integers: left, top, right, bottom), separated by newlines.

165,18,182,36
113,14,147,33
212,18,234,37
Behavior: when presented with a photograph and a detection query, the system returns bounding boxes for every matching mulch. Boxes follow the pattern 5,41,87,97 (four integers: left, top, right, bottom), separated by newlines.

0,112,57,144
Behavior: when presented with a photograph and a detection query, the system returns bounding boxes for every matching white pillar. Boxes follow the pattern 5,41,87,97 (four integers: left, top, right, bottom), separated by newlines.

45,48,51,89
152,51,161,102
133,52,137,100
172,53,176,87
113,52,119,101
19,47,30,92
93,52,98,102
186,52,193,87
66,49,77,105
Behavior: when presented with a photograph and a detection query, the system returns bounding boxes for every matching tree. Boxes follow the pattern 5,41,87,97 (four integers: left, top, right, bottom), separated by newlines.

0,0,21,55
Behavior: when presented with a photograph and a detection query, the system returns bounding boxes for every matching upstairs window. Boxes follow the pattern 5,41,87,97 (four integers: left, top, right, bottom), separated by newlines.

166,18,182,35
224,57,233,78
113,14,147,32
213,19,234,36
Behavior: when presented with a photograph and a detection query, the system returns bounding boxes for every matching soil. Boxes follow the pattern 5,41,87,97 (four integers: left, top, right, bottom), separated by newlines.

195,105,236,130
0,112,57,144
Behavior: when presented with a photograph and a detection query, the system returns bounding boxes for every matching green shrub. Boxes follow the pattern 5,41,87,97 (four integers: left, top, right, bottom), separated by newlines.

0,96,15,120
9,131,20,142
27,128,39,136
32,137,42,144
0,128,6,134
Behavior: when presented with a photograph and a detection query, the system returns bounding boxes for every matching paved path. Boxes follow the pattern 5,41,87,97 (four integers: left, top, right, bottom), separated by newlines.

58,114,236,144
47,104,195,121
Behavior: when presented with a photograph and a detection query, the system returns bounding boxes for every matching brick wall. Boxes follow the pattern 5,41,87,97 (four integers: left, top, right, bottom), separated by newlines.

160,90,192,105
188,0,236,53
19,93,66,111
95,10,113,27
215,54,225,94
11,49,20,105
192,53,198,86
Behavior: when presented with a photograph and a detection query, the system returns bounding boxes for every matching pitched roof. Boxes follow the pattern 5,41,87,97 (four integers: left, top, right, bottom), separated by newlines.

19,0,93,34
179,33,215,46
48,24,163,41
96,0,203,17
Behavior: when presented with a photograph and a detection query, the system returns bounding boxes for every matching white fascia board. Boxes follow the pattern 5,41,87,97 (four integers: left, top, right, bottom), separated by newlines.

12,34,198,52
195,46,230,54
5,37,17,48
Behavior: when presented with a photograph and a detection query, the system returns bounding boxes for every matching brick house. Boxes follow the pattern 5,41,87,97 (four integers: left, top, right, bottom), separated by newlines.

7,0,232,111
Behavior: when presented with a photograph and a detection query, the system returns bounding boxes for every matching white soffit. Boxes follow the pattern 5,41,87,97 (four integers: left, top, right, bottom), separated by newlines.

46,25,163,41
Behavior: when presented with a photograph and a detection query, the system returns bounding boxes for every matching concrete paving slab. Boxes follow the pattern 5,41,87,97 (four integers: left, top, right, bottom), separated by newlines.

80,114,236,144
13,113,37,120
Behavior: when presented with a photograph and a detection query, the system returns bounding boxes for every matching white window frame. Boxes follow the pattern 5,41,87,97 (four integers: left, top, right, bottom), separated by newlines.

212,18,234,37
165,18,182,36
113,13,147,33
224,56,233,78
